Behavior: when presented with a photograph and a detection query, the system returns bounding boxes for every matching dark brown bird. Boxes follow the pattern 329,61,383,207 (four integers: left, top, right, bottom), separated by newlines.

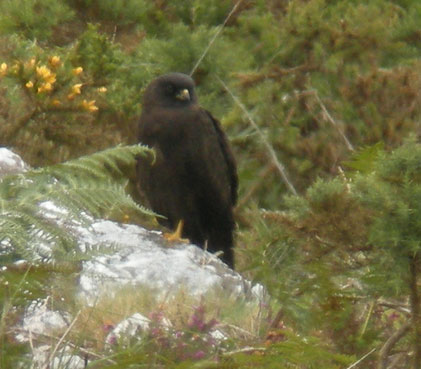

136,73,237,268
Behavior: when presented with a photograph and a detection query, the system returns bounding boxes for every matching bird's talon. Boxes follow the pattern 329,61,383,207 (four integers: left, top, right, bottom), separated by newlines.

163,220,189,244
164,232,189,243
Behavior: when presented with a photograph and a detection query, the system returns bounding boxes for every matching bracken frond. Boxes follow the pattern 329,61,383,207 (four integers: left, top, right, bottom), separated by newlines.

0,144,155,263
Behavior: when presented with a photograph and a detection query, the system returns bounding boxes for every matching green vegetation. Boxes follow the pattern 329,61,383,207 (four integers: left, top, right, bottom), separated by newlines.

1,0,421,367
0,144,154,262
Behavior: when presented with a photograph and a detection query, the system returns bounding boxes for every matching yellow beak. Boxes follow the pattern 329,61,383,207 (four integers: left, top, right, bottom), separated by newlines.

176,88,190,101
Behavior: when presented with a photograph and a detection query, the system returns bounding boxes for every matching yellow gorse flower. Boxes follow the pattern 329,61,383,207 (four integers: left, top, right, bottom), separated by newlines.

11,64,19,74
49,56,61,68
73,67,83,76
81,99,98,112
36,65,50,78
67,83,83,100
97,87,107,93
25,81,34,89
36,65,56,84
25,58,36,69
38,82,53,93
71,83,82,95
0,63,7,76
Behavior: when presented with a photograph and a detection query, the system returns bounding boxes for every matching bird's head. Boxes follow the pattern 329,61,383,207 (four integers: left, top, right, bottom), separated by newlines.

142,73,198,110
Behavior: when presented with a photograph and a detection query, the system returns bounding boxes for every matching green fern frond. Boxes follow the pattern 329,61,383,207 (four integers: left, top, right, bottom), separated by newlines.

344,142,385,174
0,144,156,263
47,144,155,182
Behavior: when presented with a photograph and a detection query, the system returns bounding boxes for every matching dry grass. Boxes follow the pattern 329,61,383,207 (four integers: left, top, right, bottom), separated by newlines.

67,284,270,352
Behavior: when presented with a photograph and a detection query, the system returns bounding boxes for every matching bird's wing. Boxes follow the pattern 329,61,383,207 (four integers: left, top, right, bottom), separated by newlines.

202,109,238,206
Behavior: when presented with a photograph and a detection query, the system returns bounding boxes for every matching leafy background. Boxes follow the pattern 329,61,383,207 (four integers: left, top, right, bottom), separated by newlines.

1,0,421,368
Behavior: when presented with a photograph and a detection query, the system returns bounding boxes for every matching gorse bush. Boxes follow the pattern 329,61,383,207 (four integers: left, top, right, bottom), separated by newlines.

240,139,421,366
0,0,74,41
70,0,153,27
228,0,421,203
0,37,120,166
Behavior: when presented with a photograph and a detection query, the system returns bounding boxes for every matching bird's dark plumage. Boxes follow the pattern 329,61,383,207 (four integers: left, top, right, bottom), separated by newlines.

136,73,237,267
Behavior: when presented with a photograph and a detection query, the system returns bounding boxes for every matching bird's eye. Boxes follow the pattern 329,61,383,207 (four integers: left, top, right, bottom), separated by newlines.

165,84,175,95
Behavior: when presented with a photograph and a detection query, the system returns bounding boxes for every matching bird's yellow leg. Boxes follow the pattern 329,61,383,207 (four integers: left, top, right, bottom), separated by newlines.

164,220,189,243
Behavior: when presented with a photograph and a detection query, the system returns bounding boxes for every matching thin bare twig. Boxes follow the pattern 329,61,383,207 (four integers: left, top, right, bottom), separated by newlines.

377,321,411,369
268,307,284,331
190,0,244,76
346,348,376,369
410,253,421,369
314,92,354,151
338,166,352,193
12,327,115,364
377,301,411,316
359,301,374,338
217,76,298,195
388,353,407,368
223,346,266,356
299,89,354,152
221,323,257,340
45,310,81,369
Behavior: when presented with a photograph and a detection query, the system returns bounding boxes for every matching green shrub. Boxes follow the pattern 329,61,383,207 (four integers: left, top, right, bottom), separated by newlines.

0,0,74,41
68,0,153,26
